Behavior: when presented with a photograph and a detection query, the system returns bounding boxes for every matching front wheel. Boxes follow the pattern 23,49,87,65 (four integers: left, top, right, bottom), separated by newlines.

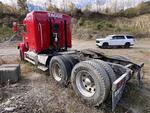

102,43,109,49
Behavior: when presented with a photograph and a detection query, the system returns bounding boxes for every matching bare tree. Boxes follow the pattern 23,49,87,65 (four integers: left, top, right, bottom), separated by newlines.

17,0,28,14
112,0,117,13
122,0,125,10
105,0,109,12
63,0,67,11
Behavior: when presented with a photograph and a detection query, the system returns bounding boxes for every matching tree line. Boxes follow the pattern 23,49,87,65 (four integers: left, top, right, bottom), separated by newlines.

0,0,28,16
0,0,149,20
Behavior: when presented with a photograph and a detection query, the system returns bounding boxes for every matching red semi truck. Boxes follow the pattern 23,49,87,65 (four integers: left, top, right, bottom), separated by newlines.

13,11,144,111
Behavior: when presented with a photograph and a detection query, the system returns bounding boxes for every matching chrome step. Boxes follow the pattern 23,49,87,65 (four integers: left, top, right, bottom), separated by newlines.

38,65,48,71
24,51,38,65
24,57,36,65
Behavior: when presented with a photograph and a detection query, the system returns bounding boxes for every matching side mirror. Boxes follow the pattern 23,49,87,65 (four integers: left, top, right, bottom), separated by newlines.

12,22,18,33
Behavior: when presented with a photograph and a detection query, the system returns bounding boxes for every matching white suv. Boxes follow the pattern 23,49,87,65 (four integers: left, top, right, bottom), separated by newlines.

96,35,135,48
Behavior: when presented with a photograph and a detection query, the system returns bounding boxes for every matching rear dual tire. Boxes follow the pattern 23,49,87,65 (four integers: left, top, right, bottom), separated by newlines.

92,59,116,84
49,55,79,86
50,56,116,106
71,60,112,106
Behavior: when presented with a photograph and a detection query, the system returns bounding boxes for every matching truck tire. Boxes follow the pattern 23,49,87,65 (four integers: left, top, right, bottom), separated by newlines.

92,59,116,84
71,60,110,106
62,55,80,68
124,42,130,48
49,55,72,86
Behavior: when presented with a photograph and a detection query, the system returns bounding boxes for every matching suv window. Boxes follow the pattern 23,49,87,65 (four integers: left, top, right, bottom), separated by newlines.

112,36,125,39
126,36,134,39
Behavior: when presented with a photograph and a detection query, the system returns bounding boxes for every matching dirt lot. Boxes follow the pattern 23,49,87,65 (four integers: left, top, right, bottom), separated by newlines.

0,38,150,113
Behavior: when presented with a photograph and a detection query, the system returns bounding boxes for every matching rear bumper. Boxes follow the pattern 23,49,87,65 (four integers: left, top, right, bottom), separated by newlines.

111,62,144,111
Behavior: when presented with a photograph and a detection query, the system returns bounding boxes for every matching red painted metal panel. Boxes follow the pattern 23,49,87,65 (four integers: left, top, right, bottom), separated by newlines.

20,11,72,53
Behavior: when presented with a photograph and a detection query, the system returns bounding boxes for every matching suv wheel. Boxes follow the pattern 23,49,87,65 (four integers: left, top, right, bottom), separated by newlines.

102,43,109,49
124,42,130,48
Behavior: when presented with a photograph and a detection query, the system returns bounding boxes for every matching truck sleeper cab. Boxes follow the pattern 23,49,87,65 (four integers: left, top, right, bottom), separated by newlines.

18,11,72,55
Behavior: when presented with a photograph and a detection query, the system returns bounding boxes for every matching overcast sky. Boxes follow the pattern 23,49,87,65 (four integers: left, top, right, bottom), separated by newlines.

0,0,150,11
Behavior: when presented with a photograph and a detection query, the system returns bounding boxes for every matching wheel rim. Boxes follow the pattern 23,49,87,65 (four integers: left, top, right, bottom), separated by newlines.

125,43,130,47
52,63,62,82
76,70,96,97
103,43,108,48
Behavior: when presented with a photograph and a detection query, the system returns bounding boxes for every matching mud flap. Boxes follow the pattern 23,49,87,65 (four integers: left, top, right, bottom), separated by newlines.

112,62,144,111
137,63,144,87
112,71,131,111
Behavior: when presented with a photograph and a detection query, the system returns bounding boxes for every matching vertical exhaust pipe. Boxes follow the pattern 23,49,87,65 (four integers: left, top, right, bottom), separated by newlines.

64,20,67,51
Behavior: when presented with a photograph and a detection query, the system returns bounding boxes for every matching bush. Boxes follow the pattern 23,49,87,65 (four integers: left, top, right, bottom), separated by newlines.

78,18,84,26
0,24,13,42
124,8,138,17
82,5,92,17
96,22,103,30
118,1,150,18
47,4,59,12
68,2,82,17
96,21,113,30
137,2,150,14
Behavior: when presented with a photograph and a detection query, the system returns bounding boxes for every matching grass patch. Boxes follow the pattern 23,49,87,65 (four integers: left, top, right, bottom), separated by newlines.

0,25,13,42
121,82,150,113
21,62,42,74
96,21,114,30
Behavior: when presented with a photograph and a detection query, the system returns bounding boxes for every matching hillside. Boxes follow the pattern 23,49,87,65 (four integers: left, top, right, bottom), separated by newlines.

0,1,150,42
0,13,150,42
72,13,150,39
0,2,18,42
72,1,150,39
118,1,150,18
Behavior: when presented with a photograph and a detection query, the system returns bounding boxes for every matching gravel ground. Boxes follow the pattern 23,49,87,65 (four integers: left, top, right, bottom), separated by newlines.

0,38,150,113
